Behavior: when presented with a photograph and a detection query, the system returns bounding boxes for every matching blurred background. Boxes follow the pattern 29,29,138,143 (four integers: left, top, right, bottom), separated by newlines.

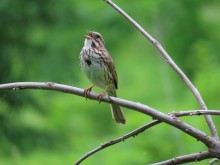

1,0,220,164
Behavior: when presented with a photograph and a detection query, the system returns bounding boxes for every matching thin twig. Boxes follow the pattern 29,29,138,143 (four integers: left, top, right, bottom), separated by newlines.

74,109,220,164
74,120,161,165
103,0,218,139
170,110,220,117
151,151,214,165
209,158,220,165
0,82,214,146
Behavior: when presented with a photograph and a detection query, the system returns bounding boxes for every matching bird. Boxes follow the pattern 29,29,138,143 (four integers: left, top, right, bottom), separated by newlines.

79,31,126,124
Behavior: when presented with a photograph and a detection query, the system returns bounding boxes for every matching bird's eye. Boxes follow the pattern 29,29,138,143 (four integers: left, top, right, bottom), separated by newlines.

96,35,100,38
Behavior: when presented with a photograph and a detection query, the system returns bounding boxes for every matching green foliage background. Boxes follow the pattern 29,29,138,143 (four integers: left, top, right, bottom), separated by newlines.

1,0,220,164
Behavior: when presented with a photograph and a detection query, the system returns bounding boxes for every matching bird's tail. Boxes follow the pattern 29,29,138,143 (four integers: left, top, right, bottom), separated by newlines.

107,89,126,124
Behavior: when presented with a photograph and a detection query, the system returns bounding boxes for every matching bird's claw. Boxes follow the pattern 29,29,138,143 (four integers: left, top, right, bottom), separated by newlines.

83,85,94,99
97,93,105,104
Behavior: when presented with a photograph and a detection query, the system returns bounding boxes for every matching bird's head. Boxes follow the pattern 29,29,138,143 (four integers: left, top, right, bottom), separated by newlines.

84,31,105,48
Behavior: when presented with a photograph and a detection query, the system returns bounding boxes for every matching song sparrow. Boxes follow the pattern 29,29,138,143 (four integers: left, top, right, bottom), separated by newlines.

79,31,126,124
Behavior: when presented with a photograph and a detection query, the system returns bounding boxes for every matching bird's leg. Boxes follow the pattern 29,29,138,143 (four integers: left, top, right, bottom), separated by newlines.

97,93,105,104
97,86,108,104
83,85,94,99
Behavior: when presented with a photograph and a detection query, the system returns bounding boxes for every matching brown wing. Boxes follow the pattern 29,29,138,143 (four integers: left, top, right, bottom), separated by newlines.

109,57,118,89
103,49,118,89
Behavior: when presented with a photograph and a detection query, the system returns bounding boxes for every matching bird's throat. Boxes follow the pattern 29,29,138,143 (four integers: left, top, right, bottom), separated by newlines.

84,39,93,47
84,39,98,50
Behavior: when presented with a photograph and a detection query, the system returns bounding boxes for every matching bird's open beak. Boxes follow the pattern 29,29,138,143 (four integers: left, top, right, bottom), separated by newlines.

85,34,92,39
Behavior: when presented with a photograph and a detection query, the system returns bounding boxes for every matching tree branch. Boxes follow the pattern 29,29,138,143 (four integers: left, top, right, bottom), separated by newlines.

103,0,218,139
74,120,161,165
2,82,220,163
0,82,215,147
151,151,214,165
